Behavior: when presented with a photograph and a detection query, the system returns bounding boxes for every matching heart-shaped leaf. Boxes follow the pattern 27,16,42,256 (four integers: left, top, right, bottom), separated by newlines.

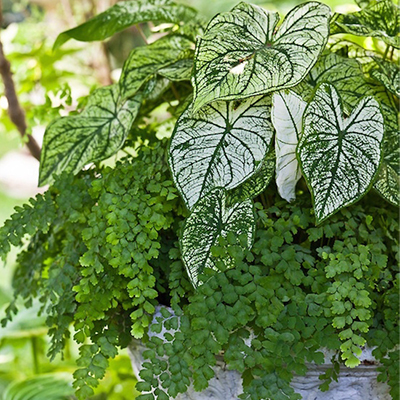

181,188,255,288
298,83,384,223
306,52,398,206
330,0,400,48
54,0,198,49
120,35,193,99
169,95,274,209
192,1,330,112
39,85,140,186
272,90,307,202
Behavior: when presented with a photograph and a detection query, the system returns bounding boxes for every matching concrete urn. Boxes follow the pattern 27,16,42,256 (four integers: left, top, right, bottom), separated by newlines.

127,307,392,400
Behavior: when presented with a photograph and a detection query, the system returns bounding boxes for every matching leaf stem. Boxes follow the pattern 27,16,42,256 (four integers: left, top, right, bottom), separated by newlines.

382,45,390,61
135,24,148,45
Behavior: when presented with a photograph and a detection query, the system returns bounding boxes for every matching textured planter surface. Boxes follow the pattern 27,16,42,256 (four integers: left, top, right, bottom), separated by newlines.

128,307,392,400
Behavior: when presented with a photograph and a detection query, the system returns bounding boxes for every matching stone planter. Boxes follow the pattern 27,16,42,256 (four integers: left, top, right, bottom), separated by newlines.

127,307,392,400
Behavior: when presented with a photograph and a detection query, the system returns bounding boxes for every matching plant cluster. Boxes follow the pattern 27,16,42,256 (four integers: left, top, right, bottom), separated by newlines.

0,0,398,399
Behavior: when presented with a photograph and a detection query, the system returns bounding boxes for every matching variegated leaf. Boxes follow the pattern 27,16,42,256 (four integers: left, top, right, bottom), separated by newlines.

192,2,330,112
330,0,400,48
307,51,398,206
371,58,400,98
374,112,400,205
298,83,384,223
328,39,379,73
227,148,275,204
169,95,273,209
54,0,198,49
39,85,140,186
120,35,193,99
158,50,194,81
308,52,396,112
272,90,307,202
181,188,255,288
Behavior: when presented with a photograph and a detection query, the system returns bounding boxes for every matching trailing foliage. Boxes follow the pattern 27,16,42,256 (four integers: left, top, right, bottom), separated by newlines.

0,0,399,399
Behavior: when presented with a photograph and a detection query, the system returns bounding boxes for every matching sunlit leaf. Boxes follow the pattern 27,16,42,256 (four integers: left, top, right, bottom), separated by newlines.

181,188,254,288
272,90,307,202
54,0,198,49
39,85,140,186
192,2,330,112
330,0,400,48
120,35,193,99
298,83,384,223
169,95,273,209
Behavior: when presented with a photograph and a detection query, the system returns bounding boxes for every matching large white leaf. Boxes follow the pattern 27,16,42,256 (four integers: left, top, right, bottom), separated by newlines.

192,1,330,112
298,83,384,223
169,95,273,209
272,90,307,202
181,188,255,288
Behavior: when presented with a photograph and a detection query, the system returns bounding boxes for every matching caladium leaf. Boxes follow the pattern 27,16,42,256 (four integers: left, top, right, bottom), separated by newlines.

227,148,275,204
39,85,140,186
181,188,255,288
371,58,400,98
308,52,397,113
169,95,274,209
374,112,400,205
158,50,194,81
374,161,400,206
330,0,400,48
298,83,384,223
272,90,307,202
120,35,193,99
192,1,330,112
54,0,198,49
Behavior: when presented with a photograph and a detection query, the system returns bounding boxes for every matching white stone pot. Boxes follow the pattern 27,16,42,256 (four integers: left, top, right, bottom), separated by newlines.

127,307,392,400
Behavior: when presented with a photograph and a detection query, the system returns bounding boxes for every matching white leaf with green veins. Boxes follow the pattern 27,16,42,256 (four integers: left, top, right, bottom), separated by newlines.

39,85,141,186
191,2,330,112
181,188,255,288
298,83,384,223
272,90,307,202
169,95,274,209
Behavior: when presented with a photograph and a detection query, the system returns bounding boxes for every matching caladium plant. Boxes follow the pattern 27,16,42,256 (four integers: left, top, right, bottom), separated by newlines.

1,0,399,399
